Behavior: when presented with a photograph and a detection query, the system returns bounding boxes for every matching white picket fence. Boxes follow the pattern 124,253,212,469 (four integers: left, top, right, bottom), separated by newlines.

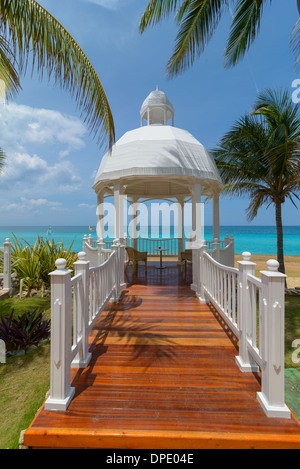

45,241,125,411
197,245,290,419
0,238,11,294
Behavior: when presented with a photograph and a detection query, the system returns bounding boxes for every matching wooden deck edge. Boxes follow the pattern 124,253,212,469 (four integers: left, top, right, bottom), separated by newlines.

24,427,300,450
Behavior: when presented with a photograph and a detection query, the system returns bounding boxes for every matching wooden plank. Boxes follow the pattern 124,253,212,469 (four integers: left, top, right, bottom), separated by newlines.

24,262,300,449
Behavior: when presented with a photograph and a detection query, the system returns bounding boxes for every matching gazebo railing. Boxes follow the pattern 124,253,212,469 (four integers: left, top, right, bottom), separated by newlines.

196,246,290,419
84,234,234,264
45,244,124,412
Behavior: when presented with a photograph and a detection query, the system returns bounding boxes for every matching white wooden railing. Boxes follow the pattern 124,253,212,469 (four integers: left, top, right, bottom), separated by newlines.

84,234,235,266
202,249,239,337
197,246,291,419
45,242,124,411
0,238,11,294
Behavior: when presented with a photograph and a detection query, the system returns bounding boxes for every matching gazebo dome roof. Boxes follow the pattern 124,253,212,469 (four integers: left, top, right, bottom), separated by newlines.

93,124,222,199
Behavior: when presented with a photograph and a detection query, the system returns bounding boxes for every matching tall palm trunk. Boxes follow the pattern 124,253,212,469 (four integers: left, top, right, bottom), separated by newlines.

275,201,286,279
298,0,300,16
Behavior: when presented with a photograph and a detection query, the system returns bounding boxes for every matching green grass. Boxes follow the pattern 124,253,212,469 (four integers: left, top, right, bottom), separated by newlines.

0,295,299,449
285,296,300,370
0,344,50,449
0,297,51,320
0,297,51,449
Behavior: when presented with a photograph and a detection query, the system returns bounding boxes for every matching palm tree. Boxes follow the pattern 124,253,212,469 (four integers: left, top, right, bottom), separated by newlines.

0,0,115,149
139,0,300,76
213,88,300,276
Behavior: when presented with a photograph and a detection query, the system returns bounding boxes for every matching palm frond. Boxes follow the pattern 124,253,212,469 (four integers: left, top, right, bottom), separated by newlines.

246,189,271,221
0,146,5,173
139,0,181,32
225,0,267,68
0,35,21,98
166,0,228,77
291,17,300,71
213,87,300,222
0,0,115,149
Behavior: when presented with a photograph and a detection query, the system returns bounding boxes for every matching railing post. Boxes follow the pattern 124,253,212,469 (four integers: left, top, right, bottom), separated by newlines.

72,252,92,369
3,238,11,294
236,252,260,373
197,243,208,303
111,240,121,301
119,241,126,290
191,247,200,293
212,238,220,263
257,260,291,419
82,234,88,251
45,259,75,411
97,239,105,264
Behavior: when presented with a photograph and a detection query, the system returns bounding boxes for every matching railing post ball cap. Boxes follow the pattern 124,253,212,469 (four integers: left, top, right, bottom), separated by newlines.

242,252,252,261
267,259,279,272
78,251,87,261
55,258,67,271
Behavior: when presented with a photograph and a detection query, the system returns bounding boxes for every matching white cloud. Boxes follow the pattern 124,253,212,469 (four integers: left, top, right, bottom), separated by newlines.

78,203,96,209
0,197,63,214
84,0,133,10
0,102,85,198
0,102,86,157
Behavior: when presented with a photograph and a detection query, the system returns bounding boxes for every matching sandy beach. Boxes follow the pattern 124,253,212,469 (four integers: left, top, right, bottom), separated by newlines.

149,254,300,289
235,254,300,289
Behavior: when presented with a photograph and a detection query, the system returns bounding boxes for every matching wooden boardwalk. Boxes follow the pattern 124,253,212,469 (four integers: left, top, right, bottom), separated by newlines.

24,262,300,449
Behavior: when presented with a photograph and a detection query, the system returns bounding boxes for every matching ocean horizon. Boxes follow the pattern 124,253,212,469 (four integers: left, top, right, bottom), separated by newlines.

0,225,299,256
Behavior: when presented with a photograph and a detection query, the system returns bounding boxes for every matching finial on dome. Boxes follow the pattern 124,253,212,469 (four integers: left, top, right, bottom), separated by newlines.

140,88,175,127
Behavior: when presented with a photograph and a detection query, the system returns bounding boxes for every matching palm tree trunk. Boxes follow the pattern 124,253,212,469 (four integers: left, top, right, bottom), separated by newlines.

275,201,286,278
298,0,300,15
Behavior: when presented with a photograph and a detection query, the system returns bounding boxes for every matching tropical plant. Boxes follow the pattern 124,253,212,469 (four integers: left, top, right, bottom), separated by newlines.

213,88,300,276
0,0,115,148
11,235,78,296
0,309,50,352
139,0,300,76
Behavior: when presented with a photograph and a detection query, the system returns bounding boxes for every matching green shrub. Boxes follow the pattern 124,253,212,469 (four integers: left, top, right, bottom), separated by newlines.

0,309,50,352
11,234,77,296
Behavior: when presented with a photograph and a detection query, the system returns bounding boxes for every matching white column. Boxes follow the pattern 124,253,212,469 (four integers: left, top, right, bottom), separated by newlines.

191,183,203,292
131,200,139,250
177,198,184,261
96,193,104,241
192,183,203,246
114,184,121,242
213,193,220,242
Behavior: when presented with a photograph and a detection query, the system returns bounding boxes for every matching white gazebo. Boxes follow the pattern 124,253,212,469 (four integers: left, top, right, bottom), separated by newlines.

92,87,224,260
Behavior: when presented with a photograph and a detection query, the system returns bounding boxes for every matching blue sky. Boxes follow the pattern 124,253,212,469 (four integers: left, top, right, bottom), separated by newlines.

0,0,299,227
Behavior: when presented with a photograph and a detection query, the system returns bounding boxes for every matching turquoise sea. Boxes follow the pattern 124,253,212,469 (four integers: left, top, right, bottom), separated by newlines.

0,225,300,256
